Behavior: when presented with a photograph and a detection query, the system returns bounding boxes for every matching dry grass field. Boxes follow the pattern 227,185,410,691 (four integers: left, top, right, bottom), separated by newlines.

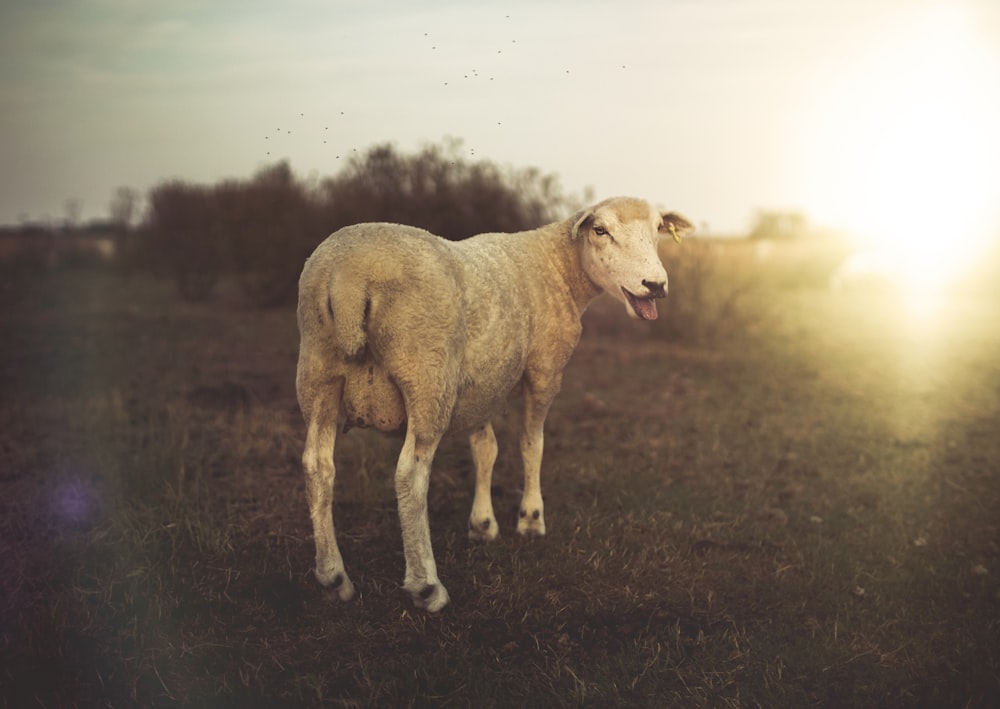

2,243,998,707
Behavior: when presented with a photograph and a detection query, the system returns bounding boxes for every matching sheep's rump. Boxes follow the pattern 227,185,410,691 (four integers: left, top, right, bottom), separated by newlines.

298,223,466,434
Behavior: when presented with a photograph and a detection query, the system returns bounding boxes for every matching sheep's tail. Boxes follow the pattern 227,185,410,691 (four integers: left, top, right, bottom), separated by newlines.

328,272,370,359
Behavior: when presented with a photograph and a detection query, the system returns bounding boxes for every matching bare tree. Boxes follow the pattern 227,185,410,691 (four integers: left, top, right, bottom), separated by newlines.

109,187,139,269
63,199,82,230
109,187,139,230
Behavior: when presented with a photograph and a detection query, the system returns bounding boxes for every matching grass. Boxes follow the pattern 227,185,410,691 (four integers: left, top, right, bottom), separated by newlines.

1,255,998,708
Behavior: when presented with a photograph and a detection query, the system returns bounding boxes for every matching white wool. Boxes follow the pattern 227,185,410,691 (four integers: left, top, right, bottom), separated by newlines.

295,197,693,612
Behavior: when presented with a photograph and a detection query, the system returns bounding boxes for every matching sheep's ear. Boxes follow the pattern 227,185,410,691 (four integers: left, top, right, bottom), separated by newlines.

571,210,594,240
660,212,695,241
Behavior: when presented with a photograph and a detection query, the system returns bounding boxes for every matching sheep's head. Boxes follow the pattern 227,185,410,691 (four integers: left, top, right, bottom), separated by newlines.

573,197,694,320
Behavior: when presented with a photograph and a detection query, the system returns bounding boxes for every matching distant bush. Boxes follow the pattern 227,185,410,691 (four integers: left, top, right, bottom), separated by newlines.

748,210,809,242
146,182,225,301
318,139,577,240
219,163,321,307
140,139,580,304
0,226,53,274
654,238,766,343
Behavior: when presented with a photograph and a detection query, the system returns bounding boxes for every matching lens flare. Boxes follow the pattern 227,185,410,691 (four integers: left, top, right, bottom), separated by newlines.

51,478,98,527
798,3,1000,310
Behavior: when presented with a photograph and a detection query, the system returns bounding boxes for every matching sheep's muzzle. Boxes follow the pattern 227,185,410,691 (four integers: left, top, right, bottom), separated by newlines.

622,287,660,321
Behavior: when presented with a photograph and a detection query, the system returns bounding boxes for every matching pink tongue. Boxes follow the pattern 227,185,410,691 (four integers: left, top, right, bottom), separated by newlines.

633,297,658,321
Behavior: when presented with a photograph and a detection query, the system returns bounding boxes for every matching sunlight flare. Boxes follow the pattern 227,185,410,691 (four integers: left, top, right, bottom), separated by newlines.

799,3,1000,301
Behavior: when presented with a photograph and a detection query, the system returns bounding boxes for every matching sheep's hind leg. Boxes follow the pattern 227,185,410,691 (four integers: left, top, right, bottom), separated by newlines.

517,393,551,537
395,430,450,612
468,423,500,541
301,385,355,601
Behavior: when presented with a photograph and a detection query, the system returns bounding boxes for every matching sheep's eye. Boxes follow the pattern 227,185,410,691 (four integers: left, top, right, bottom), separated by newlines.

594,225,608,236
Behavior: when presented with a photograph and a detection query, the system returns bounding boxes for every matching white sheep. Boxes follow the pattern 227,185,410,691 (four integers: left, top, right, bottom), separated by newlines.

296,197,693,611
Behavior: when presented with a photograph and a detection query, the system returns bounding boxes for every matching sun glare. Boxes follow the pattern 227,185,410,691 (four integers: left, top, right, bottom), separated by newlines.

799,3,1000,308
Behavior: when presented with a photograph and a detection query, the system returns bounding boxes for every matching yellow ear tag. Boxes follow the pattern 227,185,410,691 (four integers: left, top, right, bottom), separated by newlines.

669,222,682,244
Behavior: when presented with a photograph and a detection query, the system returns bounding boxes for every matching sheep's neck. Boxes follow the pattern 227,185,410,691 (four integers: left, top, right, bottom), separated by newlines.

540,224,603,318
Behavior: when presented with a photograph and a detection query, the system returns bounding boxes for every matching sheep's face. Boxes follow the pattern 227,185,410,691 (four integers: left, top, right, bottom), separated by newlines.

574,198,693,321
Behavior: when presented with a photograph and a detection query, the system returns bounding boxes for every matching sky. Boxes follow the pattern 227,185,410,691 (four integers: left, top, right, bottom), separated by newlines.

2,0,1000,237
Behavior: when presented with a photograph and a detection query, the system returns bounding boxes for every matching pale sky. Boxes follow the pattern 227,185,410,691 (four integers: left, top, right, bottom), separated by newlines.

2,0,1000,236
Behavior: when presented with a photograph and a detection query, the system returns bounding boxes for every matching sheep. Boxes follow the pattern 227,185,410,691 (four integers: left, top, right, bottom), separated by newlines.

296,197,694,612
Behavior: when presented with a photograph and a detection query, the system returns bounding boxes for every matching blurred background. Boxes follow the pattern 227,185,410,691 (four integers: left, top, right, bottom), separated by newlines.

2,0,999,311
3,4,1000,706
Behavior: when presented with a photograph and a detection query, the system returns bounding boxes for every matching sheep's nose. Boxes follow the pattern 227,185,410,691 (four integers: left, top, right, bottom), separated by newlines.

642,279,667,298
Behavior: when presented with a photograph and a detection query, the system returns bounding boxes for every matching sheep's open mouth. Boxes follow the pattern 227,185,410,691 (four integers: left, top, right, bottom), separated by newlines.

622,287,659,321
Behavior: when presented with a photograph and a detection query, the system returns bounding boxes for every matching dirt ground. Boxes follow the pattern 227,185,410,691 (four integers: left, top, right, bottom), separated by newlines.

2,268,998,707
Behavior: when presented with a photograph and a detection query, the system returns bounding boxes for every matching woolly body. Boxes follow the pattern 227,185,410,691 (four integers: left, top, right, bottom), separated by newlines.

296,197,693,611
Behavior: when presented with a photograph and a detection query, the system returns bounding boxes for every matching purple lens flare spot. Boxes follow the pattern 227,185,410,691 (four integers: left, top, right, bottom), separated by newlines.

51,479,98,527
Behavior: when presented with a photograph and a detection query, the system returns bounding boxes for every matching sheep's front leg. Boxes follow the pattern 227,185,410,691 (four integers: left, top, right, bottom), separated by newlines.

468,423,499,541
302,397,355,601
396,431,450,612
517,394,552,537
